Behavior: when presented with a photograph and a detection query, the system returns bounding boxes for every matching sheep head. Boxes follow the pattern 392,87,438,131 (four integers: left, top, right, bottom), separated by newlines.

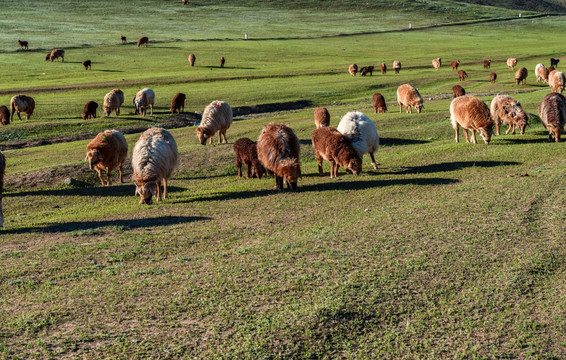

347,157,363,176
479,127,493,145
514,111,528,135
415,101,424,113
135,181,158,205
195,127,209,145
279,160,301,191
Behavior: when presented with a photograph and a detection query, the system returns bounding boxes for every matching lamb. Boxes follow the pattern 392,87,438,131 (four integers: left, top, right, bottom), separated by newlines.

550,58,560,68
0,106,10,126
451,60,460,71
336,111,380,170
314,107,330,128
188,53,196,67
133,88,155,116
137,36,149,47
483,59,491,69
450,95,494,144
548,70,565,93
17,40,28,50
490,95,528,135
0,151,4,227
458,70,468,81
380,63,387,74
514,67,528,85
535,63,549,83
432,58,441,70
539,93,566,142
452,85,465,98
507,57,517,70
233,137,266,179
85,129,128,185
132,128,178,204
393,60,401,74
360,66,374,76
82,101,98,120
312,126,362,178
195,100,233,145
82,60,92,70
396,83,424,114
121,35,127,43
47,49,65,62
490,72,497,84
372,92,387,113
257,123,301,191
170,93,186,114
10,95,35,121
220,56,225,68
103,89,125,116
348,63,358,76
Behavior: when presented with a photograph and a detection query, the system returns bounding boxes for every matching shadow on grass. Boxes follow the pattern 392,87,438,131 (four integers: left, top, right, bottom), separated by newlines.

5,185,186,198
96,69,124,73
497,137,554,144
383,161,520,175
206,66,256,70
1,216,210,234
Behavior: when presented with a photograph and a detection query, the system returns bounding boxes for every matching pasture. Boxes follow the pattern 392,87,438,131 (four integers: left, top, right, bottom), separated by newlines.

1,0,566,358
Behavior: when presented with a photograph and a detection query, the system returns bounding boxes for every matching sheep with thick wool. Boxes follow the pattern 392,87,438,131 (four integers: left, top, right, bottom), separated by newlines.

535,63,549,83
170,93,186,114
85,130,128,185
233,138,266,179
312,126,362,178
397,84,424,113
539,93,566,142
103,89,124,116
314,107,330,128
196,100,232,145
133,88,155,116
337,111,380,170
450,95,494,144
490,95,528,135
0,106,10,126
549,70,566,94
348,63,358,76
10,95,35,121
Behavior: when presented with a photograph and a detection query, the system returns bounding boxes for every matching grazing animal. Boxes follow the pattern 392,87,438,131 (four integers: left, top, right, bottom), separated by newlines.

9,95,35,121
170,93,186,114
257,123,301,191
82,101,98,120
450,95,494,144
220,56,225,68
380,63,387,74
0,151,4,227
490,72,497,84
314,107,330,128
490,95,528,135
483,59,491,69
393,60,401,74
452,85,465,98
451,60,460,71
372,92,387,113
233,138,266,179
539,93,566,142
397,83,424,114
348,63,358,76
548,70,566,93
121,35,127,43
507,57,517,70
183,0,189,4
47,49,65,62
458,70,468,81
82,60,92,70
312,127,362,178
188,53,196,67
137,36,149,47
514,67,528,85
549,66,556,73
103,89,125,116
196,100,233,145
360,66,374,76
0,106,10,126
535,63,549,83
17,40,28,50
432,58,441,70
337,111,380,170
550,58,560,68
85,129,128,186
132,128,178,204
133,88,155,116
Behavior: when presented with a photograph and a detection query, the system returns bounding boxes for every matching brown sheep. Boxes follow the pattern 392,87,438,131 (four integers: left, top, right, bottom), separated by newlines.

17,40,28,50
170,93,186,114
548,70,565,93
432,58,441,70
183,0,189,4
85,130,128,185
233,138,266,179
312,127,362,178
0,151,4,227
490,72,497,84
450,95,494,144
137,36,149,47
458,70,468,81
539,93,566,142
452,85,465,98
451,60,460,71
82,101,98,120
397,84,423,113
490,95,528,135
10,95,35,121
82,60,92,70
380,63,387,74
103,89,125,116
47,49,65,62
257,123,301,191
483,59,491,69
535,64,549,83
514,67,528,85
507,57,517,70
550,58,560,68
393,60,401,74
220,56,225,68
188,53,196,67
314,107,330,128
360,66,374,76
372,93,387,113
196,100,232,144
121,35,127,43
0,106,10,126
549,66,556,73
348,63,358,76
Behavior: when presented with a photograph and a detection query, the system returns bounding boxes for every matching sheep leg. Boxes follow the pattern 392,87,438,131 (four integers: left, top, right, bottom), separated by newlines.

245,161,252,178
496,123,501,136
369,153,378,170
399,104,403,113
17,112,22,121
209,136,213,145
315,152,324,175
162,178,167,199
454,126,460,143
118,163,124,183
236,159,243,177
150,104,153,116
96,169,106,185
470,130,477,144
329,160,336,178
106,167,112,186
407,106,412,114
275,175,283,190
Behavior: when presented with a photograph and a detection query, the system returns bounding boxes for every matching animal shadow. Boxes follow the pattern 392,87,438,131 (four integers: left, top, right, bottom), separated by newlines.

389,161,519,174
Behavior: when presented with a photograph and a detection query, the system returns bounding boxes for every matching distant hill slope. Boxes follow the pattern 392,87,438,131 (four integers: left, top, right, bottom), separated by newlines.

455,0,566,12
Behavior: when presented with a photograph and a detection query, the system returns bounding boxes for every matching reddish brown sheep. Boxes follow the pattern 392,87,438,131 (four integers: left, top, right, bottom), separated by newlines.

17,40,28,50
507,57,517,70
549,70,565,93
550,58,560,68
514,67,528,85
380,63,387,74
220,56,225,68
372,93,387,113
82,60,92,70
452,85,465,98
432,58,441,70
451,60,460,71
47,49,65,62
233,138,266,179
257,123,301,191
182,0,189,4
397,84,423,113
0,106,10,126
393,60,401,74
0,151,4,227
539,92,566,142
121,35,127,43
348,63,358,76
137,36,149,47
490,95,528,135
312,127,362,178
188,53,196,67
85,130,128,185
458,70,468,81
483,59,491,69
450,95,494,144
82,101,98,120
360,66,374,76
170,93,186,114
490,72,497,84
314,107,330,128
10,95,35,121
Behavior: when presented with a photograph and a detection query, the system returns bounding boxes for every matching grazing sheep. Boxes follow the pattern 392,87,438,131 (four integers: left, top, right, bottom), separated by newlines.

121,35,127,43
432,58,441,70
458,70,468,81
17,40,28,50
233,138,266,179
82,101,98,120
451,60,460,71
337,111,380,170
450,95,494,144
539,93,566,142
452,85,465,98
0,151,4,228
483,59,491,69
312,126,362,178
82,60,92,70
490,95,528,135
103,89,125,116
360,66,374,76
348,63,358,76
85,129,128,185
133,88,155,116
548,70,566,93
550,58,560,68
170,93,186,114
196,100,232,145
490,72,497,84
393,60,401,74
47,49,65,62
0,106,10,126
132,128,178,204
220,56,225,68
372,93,387,113
380,63,387,74
514,67,528,85
535,63,549,83
257,123,301,191
137,36,149,47
314,107,330,128
183,0,189,4
397,83,424,114
10,95,35,121
507,57,517,70
188,53,196,67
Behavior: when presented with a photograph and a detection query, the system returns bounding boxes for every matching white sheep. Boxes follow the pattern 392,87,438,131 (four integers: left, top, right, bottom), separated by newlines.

195,100,233,145
103,89,125,116
133,88,155,116
337,111,380,170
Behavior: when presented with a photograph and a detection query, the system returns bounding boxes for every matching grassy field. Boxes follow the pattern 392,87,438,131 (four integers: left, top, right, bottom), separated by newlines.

1,1,566,359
